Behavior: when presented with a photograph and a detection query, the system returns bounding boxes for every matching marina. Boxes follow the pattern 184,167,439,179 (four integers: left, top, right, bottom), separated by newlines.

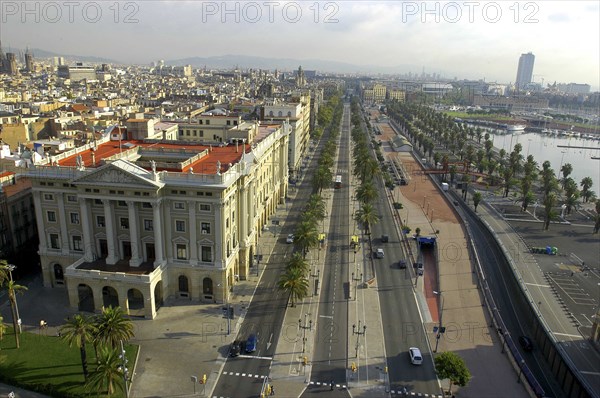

461,122,600,190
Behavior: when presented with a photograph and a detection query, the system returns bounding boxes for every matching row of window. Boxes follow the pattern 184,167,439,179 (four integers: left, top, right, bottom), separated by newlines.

47,233,213,262
47,211,213,234
43,194,214,210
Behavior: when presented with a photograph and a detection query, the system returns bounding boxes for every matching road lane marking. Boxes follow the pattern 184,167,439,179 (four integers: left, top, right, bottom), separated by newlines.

579,371,600,376
524,283,550,288
553,332,583,338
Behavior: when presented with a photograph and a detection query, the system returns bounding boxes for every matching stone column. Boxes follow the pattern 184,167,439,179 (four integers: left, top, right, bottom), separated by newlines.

79,198,94,262
103,199,119,264
152,200,164,267
32,191,47,250
214,202,223,268
57,194,70,255
188,201,198,264
127,201,142,267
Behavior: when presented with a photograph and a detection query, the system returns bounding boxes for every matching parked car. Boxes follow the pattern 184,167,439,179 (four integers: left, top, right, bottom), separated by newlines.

519,336,534,351
375,248,385,259
246,334,257,353
229,340,241,357
409,347,423,365
417,263,424,276
286,234,294,244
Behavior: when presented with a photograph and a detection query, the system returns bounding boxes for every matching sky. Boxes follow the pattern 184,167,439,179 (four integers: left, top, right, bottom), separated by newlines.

2,1,599,89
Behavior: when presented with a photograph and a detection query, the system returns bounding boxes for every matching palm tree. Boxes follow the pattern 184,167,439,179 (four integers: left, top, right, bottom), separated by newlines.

593,201,600,234
354,202,380,238
560,163,573,190
286,252,310,276
85,346,125,396
278,266,309,307
294,220,319,258
305,194,327,223
312,166,332,194
60,314,97,380
356,181,378,205
2,279,27,348
95,306,134,351
580,177,594,202
472,191,482,212
563,178,580,215
0,315,6,345
543,192,557,230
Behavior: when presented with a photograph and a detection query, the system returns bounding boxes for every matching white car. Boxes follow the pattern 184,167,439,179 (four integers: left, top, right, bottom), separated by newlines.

375,248,384,258
286,234,294,244
409,347,423,365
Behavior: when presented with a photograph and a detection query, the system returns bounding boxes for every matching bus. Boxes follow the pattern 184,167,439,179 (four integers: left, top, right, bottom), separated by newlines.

334,175,342,189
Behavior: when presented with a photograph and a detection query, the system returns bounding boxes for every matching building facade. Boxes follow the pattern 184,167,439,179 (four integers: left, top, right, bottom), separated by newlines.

25,123,289,319
515,52,535,90
262,95,311,178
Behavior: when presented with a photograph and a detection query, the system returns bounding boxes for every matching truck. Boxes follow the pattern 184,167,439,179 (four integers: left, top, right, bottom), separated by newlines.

441,182,449,191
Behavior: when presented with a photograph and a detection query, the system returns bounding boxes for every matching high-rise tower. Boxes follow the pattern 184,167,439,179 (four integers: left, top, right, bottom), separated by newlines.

25,48,34,72
515,52,535,90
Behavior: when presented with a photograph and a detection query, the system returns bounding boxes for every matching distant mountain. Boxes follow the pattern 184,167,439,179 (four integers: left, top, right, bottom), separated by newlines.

168,54,419,75
27,48,117,64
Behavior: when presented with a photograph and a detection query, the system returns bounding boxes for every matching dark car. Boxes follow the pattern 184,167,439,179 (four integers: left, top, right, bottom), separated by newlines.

519,336,534,351
229,340,241,357
246,334,257,353
399,260,407,269
381,234,389,243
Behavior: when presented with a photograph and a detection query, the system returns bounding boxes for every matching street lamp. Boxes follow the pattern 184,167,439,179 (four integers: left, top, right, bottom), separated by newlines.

433,290,444,353
7,264,21,333
352,320,367,358
298,314,312,354
517,359,525,383
217,282,231,335
352,272,362,301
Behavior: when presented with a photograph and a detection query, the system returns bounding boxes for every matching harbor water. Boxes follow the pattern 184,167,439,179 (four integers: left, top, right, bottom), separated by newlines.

490,131,600,196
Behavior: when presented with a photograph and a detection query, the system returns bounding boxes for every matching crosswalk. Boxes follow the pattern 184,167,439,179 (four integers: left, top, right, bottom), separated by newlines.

220,370,267,379
218,371,443,397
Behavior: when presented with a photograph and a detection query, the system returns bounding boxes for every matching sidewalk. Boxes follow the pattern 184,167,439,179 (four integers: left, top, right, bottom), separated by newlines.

378,120,528,397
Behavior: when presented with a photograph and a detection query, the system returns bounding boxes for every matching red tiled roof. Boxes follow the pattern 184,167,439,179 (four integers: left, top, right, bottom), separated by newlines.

2,177,31,197
70,104,90,112
58,140,250,175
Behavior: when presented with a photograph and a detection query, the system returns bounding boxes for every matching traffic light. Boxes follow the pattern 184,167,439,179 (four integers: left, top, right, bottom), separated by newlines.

201,374,207,384
351,362,357,372
267,385,272,395
228,306,234,319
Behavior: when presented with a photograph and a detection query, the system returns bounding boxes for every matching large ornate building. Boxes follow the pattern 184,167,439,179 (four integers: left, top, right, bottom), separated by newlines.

25,122,290,318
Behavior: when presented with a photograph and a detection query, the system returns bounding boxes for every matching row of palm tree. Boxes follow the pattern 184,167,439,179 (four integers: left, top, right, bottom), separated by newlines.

278,95,343,307
349,98,380,246
385,100,598,231
59,305,135,395
0,260,27,349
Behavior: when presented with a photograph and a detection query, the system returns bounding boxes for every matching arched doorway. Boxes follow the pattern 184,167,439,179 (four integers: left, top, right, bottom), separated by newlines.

53,264,64,285
102,286,119,308
127,288,145,317
203,277,213,300
77,284,94,313
154,281,163,309
178,275,189,298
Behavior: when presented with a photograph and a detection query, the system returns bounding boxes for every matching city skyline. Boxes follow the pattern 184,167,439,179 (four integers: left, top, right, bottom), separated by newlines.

1,1,599,89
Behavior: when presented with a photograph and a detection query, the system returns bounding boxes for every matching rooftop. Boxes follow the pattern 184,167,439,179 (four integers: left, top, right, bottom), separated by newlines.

58,139,250,174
